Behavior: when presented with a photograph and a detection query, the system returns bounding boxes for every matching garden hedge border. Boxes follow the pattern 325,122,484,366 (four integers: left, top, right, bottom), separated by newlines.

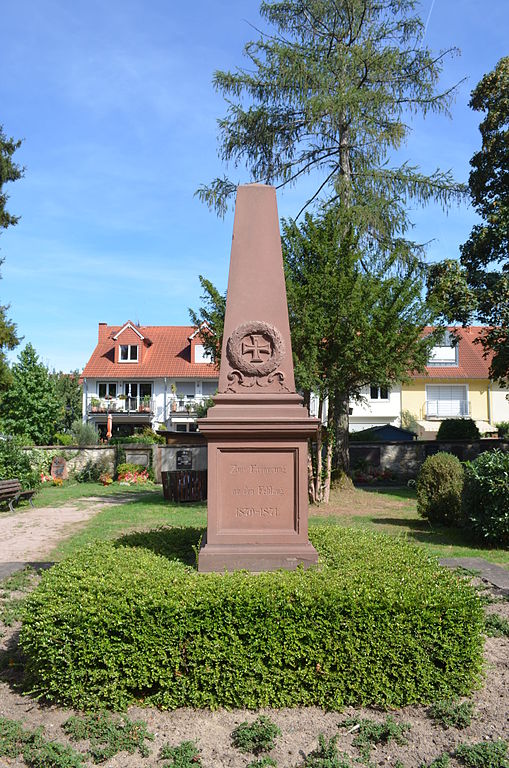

20,527,484,711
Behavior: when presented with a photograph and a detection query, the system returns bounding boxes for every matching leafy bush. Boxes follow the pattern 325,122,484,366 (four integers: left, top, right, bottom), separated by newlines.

496,421,509,439
110,427,163,445
74,456,112,483
116,462,154,481
160,741,202,767
231,716,281,755
63,711,153,762
53,433,74,446
429,698,474,729
462,450,509,545
302,734,352,768
0,438,40,490
416,452,465,526
484,613,509,637
339,716,410,761
71,419,99,446
19,527,484,712
0,716,86,768
455,740,508,768
437,419,480,441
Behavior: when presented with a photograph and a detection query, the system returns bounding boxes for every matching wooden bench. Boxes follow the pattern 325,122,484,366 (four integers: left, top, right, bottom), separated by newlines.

0,479,36,512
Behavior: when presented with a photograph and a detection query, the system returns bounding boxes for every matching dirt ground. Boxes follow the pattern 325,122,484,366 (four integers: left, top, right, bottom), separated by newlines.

0,499,507,768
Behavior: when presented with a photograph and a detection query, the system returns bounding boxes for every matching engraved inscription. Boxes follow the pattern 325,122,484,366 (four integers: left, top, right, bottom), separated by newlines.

218,450,296,533
236,507,279,518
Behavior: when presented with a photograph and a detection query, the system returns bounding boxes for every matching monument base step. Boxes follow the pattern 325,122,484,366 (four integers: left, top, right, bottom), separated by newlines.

198,537,318,573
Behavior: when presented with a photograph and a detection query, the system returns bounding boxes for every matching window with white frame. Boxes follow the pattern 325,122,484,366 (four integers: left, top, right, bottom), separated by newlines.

426,384,468,418
370,385,389,400
194,344,212,363
98,382,117,398
119,344,138,362
428,330,458,366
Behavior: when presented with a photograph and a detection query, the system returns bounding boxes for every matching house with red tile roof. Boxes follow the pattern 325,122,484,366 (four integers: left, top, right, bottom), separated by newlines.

401,327,509,439
81,321,218,437
311,326,509,438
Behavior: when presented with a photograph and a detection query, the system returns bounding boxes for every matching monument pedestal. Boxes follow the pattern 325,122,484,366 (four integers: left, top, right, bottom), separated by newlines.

198,394,318,572
196,184,319,572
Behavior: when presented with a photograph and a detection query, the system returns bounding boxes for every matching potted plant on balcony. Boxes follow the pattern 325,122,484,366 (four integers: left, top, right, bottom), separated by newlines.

140,394,151,413
90,397,100,413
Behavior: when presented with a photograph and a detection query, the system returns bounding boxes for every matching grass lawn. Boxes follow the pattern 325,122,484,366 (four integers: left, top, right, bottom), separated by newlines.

33,481,152,508
45,481,509,568
311,486,509,568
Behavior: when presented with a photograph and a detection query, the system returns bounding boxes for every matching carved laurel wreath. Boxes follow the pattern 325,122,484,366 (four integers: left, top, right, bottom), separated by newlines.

226,320,285,377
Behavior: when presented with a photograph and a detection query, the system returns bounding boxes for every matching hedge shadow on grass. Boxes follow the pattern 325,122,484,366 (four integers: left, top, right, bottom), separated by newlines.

114,526,205,567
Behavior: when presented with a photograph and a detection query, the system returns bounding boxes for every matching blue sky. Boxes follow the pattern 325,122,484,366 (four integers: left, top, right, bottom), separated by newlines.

0,0,507,372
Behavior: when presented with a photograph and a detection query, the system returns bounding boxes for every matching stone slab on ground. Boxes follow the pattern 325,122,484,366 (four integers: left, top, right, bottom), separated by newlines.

440,556,509,591
0,562,53,581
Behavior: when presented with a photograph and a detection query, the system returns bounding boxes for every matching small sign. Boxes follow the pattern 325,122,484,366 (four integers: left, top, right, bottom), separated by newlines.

51,456,68,480
176,450,193,470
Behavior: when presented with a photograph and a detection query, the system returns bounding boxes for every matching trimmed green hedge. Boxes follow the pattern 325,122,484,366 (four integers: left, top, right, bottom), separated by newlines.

417,452,465,526
20,527,484,711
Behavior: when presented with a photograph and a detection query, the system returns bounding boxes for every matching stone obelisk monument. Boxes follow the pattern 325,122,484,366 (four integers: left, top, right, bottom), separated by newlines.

198,184,319,572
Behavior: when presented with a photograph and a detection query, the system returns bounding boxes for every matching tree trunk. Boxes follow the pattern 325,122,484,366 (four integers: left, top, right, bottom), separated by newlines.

314,397,324,502
322,396,336,504
334,391,350,474
307,448,316,505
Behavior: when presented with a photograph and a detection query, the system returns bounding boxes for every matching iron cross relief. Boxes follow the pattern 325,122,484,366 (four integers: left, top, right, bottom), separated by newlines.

241,334,272,364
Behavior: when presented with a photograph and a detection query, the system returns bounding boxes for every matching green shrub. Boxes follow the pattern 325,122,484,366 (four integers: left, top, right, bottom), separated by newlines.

416,452,465,526
19,527,484,712
0,716,86,768
496,421,509,439
63,711,153,762
160,741,201,767
0,437,40,490
71,420,99,446
429,698,474,729
484,613,509,638
455,740,508,768
116,462,154,481
231,715,281,755
302,734,352,768
462,450,509,545
74,456,112,483
53,433,74,446
437,419,480,441
339,716,410,761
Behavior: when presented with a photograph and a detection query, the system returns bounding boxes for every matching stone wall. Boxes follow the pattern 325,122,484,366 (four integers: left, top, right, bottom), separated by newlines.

23,445,116,475
153,443,207,482
349,439,509,478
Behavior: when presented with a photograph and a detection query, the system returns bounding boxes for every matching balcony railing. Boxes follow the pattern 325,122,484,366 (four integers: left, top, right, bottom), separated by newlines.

424,400,471,419
87,395,155,415
168,395,209,416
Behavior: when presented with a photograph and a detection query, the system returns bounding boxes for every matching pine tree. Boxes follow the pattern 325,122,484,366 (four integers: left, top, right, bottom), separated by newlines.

1,344,63,444
0,125,23,390
197,0,460,472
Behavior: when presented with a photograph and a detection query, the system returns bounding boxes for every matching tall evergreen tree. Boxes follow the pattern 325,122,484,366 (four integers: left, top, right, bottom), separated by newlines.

50,370,83,432
1,343,62,445
0,125,23,390
197,0,464,227
197,0,461,474
283,208,438,489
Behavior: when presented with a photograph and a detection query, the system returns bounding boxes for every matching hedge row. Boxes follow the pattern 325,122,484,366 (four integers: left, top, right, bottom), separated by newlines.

20,527,484,711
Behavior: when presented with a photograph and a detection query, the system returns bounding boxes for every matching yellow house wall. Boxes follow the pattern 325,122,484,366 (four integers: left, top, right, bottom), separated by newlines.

401,379,490,422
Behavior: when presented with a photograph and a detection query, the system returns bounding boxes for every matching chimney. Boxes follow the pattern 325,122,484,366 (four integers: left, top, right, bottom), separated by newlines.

98,322,108,342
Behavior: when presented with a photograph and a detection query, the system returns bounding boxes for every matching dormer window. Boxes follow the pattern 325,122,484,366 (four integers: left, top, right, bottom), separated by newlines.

429,331,458,366
120,344,139,362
